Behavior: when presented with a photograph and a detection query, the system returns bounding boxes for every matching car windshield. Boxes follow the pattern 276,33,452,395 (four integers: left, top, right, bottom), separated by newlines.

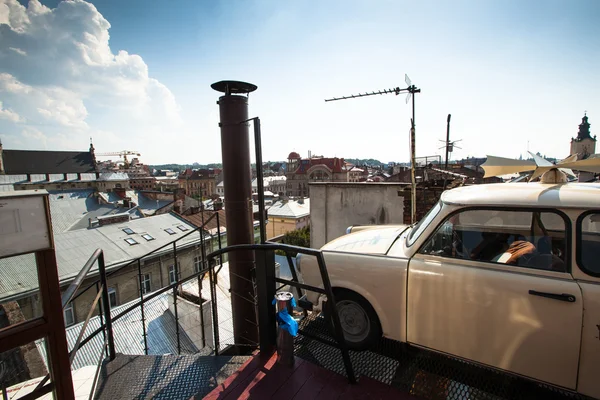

407,201,442,246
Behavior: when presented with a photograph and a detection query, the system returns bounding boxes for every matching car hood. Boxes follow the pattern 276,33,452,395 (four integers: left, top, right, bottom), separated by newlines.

321,226,409,255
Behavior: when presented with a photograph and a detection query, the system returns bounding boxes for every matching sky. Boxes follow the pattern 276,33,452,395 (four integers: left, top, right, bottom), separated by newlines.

0,0,598,165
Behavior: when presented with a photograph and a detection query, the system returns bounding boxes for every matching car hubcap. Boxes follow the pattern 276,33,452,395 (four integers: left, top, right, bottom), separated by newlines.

337,300,369,343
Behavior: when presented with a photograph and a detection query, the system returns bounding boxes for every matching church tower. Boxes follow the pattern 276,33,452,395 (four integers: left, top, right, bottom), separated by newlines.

570,113,596,157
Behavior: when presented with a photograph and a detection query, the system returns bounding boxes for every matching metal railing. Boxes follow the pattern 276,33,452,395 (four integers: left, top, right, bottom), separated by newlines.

23,249,115,400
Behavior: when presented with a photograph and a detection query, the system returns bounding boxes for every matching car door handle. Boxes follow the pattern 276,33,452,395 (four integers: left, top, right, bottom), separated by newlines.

528,290,576,303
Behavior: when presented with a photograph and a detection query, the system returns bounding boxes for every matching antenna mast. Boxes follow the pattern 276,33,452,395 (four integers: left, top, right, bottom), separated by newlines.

325,74,421,223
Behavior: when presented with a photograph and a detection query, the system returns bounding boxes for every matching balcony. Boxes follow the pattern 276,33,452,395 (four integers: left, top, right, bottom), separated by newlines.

0,191,591,400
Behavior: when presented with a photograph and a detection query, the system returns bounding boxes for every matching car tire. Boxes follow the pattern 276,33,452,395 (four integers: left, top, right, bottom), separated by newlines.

324,289,382,351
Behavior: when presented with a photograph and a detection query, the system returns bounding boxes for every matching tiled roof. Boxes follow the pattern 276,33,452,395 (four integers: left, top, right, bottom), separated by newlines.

180,210,227,233
2,150,96,174
267,199,310,218
292,157,345,174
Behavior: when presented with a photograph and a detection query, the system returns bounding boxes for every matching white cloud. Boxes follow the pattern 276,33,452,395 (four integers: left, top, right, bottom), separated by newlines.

0,0,182,152
0,100,22,122
8,47,26,56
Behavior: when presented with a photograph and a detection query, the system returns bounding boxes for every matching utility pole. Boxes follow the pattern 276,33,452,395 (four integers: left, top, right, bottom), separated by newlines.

445,114,451,171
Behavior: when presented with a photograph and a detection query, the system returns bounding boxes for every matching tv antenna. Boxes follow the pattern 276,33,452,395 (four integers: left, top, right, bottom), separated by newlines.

325,74,421,223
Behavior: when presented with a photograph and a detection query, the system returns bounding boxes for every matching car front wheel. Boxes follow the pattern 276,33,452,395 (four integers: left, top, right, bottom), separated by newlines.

327,289,382,351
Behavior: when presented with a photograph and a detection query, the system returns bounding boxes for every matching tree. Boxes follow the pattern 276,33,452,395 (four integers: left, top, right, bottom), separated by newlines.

277,226,310,257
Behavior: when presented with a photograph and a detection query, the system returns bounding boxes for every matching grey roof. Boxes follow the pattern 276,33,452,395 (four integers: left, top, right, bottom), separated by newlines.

48,190,122,232
267,199,310,218
98,190,172,216
98,172,128,181
2,149,96,174
36,292,197,370
0,213,200,301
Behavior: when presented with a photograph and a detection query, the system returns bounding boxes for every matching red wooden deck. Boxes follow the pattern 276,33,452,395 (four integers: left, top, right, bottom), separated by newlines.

203,351,419,400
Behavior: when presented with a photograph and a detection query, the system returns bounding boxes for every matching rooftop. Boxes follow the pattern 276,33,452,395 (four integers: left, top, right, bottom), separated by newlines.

442,182,600,208
267,199,310,218
1,149,96,174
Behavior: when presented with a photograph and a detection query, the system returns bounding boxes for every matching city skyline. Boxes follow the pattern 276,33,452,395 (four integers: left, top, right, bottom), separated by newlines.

0,0,598,164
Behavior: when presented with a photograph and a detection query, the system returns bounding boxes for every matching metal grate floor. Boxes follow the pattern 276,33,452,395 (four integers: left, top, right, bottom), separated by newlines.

93,353,251,400
294,313,593,400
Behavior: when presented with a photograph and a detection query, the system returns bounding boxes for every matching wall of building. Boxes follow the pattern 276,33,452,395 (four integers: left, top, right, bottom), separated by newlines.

309,182,406,248
267,216,307,239
167,294,213,350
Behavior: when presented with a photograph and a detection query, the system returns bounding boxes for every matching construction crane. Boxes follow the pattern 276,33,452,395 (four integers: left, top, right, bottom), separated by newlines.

95,150,141,168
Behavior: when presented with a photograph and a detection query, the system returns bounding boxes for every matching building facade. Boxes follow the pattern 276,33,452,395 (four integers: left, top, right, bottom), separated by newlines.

178,168,220,198
285,152,349,197
570,113,596,157
266,199,310,239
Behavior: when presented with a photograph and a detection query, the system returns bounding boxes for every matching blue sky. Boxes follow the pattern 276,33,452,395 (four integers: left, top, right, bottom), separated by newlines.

1,0,598,164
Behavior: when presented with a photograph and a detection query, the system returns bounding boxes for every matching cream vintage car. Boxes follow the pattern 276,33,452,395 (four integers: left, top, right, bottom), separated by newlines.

298,181,600,398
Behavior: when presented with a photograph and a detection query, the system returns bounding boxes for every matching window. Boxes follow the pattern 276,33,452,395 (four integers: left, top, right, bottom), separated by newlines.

64,302,75,326
108,287,118,308
194,256,202,273
125,237,139,245
420,208,567,272
165,228,176,235
123,228,135,235
177,225,189,232
142,234,154,241
407,201,442,246
578,212,600,277
141,274,151,295
168,264,179,285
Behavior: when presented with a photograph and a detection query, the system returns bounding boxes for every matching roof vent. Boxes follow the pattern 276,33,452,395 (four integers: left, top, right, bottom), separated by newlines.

540,169,568,184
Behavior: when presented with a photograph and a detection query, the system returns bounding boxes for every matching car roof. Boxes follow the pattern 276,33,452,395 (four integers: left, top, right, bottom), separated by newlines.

441,182,600,209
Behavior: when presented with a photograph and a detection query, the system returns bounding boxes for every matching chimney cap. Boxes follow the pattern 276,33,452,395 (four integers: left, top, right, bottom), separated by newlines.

211,80,257,95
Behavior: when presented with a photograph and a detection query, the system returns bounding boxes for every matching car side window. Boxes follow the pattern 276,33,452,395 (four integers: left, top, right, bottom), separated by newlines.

578,213,600,276
420,209,567,272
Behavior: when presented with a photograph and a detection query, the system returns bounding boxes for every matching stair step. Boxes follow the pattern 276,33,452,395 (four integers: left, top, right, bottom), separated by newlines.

94,353,252,399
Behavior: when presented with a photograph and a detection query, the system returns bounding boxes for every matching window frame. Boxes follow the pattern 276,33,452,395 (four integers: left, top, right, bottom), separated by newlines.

124,237,139,245
576,210,600,278
64,302,75,326
194,256,202,273
123,228,135,235
177,224,189,232
165,228,177,235
141,233,154,241
108,287,118,308
417,206,572,273
407,201,443,247
168,264,178,285
141,273,152,295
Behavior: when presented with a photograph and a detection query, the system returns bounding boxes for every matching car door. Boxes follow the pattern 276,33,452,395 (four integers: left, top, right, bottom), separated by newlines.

406,208,583,390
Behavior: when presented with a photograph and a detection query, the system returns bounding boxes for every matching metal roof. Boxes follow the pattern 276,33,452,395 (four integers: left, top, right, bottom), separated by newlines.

0,213,200,301
2,150,96,174
48,189,122,232
267,199,310,218
442,182,600,208
36,292,198,371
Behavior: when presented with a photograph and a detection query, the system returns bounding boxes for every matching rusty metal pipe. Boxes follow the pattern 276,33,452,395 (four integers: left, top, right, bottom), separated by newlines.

213,80,259,349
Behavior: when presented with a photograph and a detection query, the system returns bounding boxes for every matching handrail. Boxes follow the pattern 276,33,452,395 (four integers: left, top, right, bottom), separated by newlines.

61,248,103,309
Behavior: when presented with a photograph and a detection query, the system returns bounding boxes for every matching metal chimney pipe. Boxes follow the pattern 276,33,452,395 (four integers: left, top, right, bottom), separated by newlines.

212,80,259,349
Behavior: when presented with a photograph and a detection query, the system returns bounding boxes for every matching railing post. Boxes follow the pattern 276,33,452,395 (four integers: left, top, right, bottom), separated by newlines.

255,249,276,353
208,256,220,355
137,259,149,355
172,242,181,354
198,221,207,348
98,251,116,361
215,210,223,275
316,252,356,383
96,282,107,357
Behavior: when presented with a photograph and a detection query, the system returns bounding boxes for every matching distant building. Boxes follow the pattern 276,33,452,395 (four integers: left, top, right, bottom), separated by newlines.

285,152,349,197
267,198,310,239
0,141,132,192
178,168,220,198
570,113,596,157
